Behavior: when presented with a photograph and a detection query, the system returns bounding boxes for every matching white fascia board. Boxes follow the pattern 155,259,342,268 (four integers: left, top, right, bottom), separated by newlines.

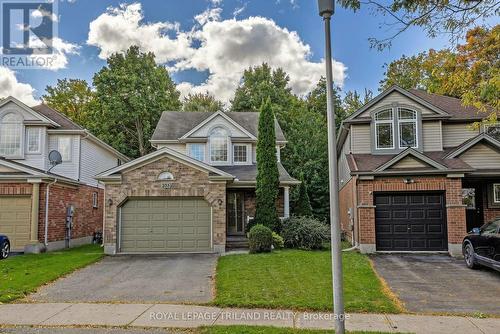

180,111,257,140
0,96,60,127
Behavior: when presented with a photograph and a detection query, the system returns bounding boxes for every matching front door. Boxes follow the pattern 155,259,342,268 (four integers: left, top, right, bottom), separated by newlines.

227,192,245,236
463,186,484,232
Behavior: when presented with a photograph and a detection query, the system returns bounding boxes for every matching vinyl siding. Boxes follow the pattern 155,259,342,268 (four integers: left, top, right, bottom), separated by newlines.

13,126,46,170
351,124,371,153
47,134,80,180
338,135,352,189
442,123,479,148
389,156,428,169
459,143,500,169
156,143,187,154
80,138,120,187
358,91,437,117
422,121,442,151
189,115,249,138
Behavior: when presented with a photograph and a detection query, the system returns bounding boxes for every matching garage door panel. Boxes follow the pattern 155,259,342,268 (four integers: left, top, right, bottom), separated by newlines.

120,198,211,253
0,196,31,251
375,193,447,251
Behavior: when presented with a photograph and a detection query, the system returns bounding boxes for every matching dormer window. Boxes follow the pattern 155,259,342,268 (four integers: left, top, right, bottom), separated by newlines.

375,109,394,149
209,127,229,164
0,113,23,157
398,108,417,148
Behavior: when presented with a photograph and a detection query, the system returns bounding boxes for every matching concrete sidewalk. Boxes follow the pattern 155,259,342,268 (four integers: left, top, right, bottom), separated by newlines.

0,303,498,334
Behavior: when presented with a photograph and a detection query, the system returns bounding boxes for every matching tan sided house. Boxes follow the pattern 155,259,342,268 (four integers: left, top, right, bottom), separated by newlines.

96,111,299,255
337,86,500,256
0,97,128,252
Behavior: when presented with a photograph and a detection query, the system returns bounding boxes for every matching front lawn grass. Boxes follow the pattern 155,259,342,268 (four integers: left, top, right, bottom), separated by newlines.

0,244,103,303
213,249,401,313
199,325,395,334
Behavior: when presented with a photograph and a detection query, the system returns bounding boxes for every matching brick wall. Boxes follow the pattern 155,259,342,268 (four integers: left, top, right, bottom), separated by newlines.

0,183,32,195
103,156,226,251
356,176,467,246
482,186,500,223
241,188,285,218
38,183,103,242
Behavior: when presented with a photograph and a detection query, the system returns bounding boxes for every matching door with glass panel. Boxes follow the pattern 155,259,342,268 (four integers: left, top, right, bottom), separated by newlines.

227,192,245,236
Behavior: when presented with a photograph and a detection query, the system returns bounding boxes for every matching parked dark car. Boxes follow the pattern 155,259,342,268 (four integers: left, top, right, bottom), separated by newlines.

463,219,500,272
0,235,10,260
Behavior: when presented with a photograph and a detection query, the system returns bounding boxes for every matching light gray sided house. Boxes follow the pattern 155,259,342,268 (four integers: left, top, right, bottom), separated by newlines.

0,96,128,252
96,111,299,254
337,86,500,256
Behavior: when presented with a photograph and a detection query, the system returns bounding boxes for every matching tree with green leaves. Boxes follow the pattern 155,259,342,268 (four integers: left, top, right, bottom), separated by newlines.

340,0,499,50
305,76,345,131
42,78,96,128
294,178,313,217
342,89,373,115
380,25,499,117
93,46,181,158
183,92,224,112
255,98,280,231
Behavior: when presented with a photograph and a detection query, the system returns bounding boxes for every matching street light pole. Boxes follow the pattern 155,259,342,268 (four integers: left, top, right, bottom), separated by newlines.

317,1,345,333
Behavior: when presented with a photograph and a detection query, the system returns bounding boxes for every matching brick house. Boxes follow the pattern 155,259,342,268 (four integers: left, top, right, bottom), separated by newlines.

0,97,128,252
337,86,500,256
96,111,298,255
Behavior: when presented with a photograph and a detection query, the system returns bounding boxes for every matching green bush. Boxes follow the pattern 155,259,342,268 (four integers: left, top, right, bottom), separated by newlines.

281,216,330,250
272,232,284,249
248,224,273,253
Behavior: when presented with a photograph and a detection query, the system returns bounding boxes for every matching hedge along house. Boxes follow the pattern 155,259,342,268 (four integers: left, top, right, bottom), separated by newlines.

96,111,299,255
0,97,128,252
337,86,500,257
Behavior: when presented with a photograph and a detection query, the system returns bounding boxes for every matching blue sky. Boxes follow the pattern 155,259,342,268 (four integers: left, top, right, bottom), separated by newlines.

4,0,454,106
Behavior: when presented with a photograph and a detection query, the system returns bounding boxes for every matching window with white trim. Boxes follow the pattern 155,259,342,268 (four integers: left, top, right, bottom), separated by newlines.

485,123,500,142
233,144,249,164
209,127,229,163
92,192,98,208
398,108,417,148
26,128,41,153
494,184,500,204
58,136,72,161
0,113,23,157
375,109,394,149
188,143,205,162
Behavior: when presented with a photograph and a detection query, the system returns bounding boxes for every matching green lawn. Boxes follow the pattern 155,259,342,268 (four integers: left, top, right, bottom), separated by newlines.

0,244,103,303
213,249,401,313
199,325,395,334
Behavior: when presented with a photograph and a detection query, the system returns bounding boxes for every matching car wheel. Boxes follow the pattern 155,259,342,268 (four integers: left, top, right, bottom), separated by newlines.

0,241,9,260
464,242,479,269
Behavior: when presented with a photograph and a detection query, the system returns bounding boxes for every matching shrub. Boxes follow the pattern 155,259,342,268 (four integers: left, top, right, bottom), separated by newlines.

248,224,273,253
281,215,330,250
272,232,284,249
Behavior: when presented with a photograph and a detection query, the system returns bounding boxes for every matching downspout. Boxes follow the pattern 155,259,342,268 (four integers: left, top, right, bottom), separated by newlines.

44,178,57,246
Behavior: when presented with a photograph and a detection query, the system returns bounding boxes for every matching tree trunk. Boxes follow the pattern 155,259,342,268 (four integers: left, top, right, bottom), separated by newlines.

135,118,145,156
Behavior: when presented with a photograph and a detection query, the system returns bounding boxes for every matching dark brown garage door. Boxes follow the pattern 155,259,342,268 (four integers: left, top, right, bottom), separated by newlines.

375,192,447,251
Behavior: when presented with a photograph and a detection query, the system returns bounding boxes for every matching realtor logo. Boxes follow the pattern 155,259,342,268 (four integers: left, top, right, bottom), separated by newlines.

1,0,58,68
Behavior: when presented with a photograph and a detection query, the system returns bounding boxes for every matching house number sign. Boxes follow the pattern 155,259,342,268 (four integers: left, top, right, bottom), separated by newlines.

161,183,175,189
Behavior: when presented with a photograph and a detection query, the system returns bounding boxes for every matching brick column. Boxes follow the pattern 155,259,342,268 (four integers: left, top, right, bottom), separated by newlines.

25,179,44,253
357,180,376,253
445,177,467,256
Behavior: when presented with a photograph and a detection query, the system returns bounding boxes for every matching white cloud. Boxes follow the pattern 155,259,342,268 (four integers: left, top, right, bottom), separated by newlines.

233,3,247,17
0,67,38,105
87,3,346,103
27,36,79,70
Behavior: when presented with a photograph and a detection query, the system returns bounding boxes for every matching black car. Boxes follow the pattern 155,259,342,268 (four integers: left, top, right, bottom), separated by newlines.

463,219,500,272
0,235,10,260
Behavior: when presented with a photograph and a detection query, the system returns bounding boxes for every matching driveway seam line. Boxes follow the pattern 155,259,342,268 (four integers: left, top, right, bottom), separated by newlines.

466,316,486,334
39,303,75,325
127,303,156,326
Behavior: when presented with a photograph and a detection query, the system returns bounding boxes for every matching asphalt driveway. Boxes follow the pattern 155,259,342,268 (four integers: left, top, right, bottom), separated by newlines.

371,254,500,315
27,254,218,303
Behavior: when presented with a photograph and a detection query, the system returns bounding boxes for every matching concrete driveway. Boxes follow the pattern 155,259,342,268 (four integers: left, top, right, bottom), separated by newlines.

27,254,218,303
371,254,500,315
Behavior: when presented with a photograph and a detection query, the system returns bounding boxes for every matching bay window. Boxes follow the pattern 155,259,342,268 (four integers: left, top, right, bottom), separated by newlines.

188,143,205,162
375,109,394,149
209,127,229,163
0,113,23,157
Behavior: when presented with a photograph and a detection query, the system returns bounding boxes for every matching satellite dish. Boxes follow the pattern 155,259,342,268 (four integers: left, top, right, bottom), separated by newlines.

48,150,62,166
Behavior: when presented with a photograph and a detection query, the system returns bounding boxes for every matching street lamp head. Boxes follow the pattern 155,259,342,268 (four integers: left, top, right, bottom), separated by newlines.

317,0,334,17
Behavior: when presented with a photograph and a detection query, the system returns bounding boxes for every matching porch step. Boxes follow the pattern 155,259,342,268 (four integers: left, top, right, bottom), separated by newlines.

226,236,248,250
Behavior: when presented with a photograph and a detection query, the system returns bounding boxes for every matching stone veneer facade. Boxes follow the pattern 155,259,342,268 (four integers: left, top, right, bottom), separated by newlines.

102,156,227,255
340,176,467,256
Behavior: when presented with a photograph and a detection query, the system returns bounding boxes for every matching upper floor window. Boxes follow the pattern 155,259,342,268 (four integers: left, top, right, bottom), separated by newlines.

233,144,250,164
494,184,500,204
375,109,394,149
26,128,41,154
58,136,72,161
209,127,229,163
485,123,500,142
188,143,205,162
398,108,417,148
0,113,23,157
